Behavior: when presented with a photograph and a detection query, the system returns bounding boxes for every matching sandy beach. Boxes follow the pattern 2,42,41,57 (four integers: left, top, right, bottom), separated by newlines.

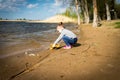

0,19,120,80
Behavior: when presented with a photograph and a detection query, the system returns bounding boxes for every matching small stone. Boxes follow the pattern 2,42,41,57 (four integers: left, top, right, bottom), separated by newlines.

25,52,28,55
29,53,35,56
36,54,39,56
107,64,114,68
60,75,64,78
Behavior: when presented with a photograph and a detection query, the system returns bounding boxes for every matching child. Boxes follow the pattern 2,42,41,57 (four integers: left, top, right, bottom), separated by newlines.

52,22,77,49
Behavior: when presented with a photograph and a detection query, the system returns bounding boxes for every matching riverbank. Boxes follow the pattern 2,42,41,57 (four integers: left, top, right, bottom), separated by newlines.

0,20,120,80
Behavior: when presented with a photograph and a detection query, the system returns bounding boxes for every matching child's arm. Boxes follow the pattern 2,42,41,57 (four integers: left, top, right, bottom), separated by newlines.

53,32,64,46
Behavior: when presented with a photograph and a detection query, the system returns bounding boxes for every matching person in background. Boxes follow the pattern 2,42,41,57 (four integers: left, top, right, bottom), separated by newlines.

52,22,78,49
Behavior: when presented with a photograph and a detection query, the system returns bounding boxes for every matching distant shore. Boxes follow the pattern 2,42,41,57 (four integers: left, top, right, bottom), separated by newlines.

0,15,77,23
0,20,42,23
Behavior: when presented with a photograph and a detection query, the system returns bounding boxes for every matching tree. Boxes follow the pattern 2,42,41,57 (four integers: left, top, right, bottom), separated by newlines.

93,0,99,27
62,0,81,26
63,8,71,17
115,1,120,18
80,0,90,24
75,0,81,26
23,18,26,20
105,0,111,20
84,0,90,24
110,0,117,19
62,7,77,19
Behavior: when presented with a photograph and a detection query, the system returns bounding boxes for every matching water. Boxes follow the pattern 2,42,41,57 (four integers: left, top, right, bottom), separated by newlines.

0,21,57,36
0,21,77,58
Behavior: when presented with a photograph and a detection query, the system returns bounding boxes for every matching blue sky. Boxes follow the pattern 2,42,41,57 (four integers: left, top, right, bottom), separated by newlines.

0,0,120,20
0,0,68,20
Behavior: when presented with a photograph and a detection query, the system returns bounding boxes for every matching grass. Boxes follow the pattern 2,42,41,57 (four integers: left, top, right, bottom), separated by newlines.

115,21,120,28
103,20,120,28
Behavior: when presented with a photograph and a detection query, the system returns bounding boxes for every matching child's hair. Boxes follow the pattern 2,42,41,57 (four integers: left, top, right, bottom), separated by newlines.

57,22,64,30
58,22,63,26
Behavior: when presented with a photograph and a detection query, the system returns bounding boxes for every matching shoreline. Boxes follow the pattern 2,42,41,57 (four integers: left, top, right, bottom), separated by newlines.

0,15,77,23
0,20,76,24
0,20,76,23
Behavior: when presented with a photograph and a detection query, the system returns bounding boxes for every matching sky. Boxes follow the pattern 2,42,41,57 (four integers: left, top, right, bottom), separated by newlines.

0,0,120,20
0,0,69,20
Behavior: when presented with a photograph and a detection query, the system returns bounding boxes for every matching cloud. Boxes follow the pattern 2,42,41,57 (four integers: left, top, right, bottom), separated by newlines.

47,6,66,13
52,0,68,13
54,0,71,7
0,0,27,12
27,3,38,8
54,0,62,6
59,7,66,13
42,0,67,15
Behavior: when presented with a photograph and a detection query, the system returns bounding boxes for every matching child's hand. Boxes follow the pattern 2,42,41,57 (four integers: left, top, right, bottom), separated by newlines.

52,44,56,48
49,44,55,50
50,44,60,50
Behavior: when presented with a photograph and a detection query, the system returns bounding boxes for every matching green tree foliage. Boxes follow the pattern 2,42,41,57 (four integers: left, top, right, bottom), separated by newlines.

62,8,71,17
23,18,26,20
62,7,77,19
62,0,120,20
16,18,27,20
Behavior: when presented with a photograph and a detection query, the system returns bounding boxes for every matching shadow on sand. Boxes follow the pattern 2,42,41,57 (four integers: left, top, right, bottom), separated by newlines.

53,43,81,50
72,43,81,47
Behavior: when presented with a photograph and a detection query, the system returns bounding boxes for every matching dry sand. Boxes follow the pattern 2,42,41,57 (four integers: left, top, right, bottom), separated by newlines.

42,15,76,23
0,20,120,80
27,15,76,23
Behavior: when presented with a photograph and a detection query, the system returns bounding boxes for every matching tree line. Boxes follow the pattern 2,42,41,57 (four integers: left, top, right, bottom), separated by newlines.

0,18,27,20
62,0,120,27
